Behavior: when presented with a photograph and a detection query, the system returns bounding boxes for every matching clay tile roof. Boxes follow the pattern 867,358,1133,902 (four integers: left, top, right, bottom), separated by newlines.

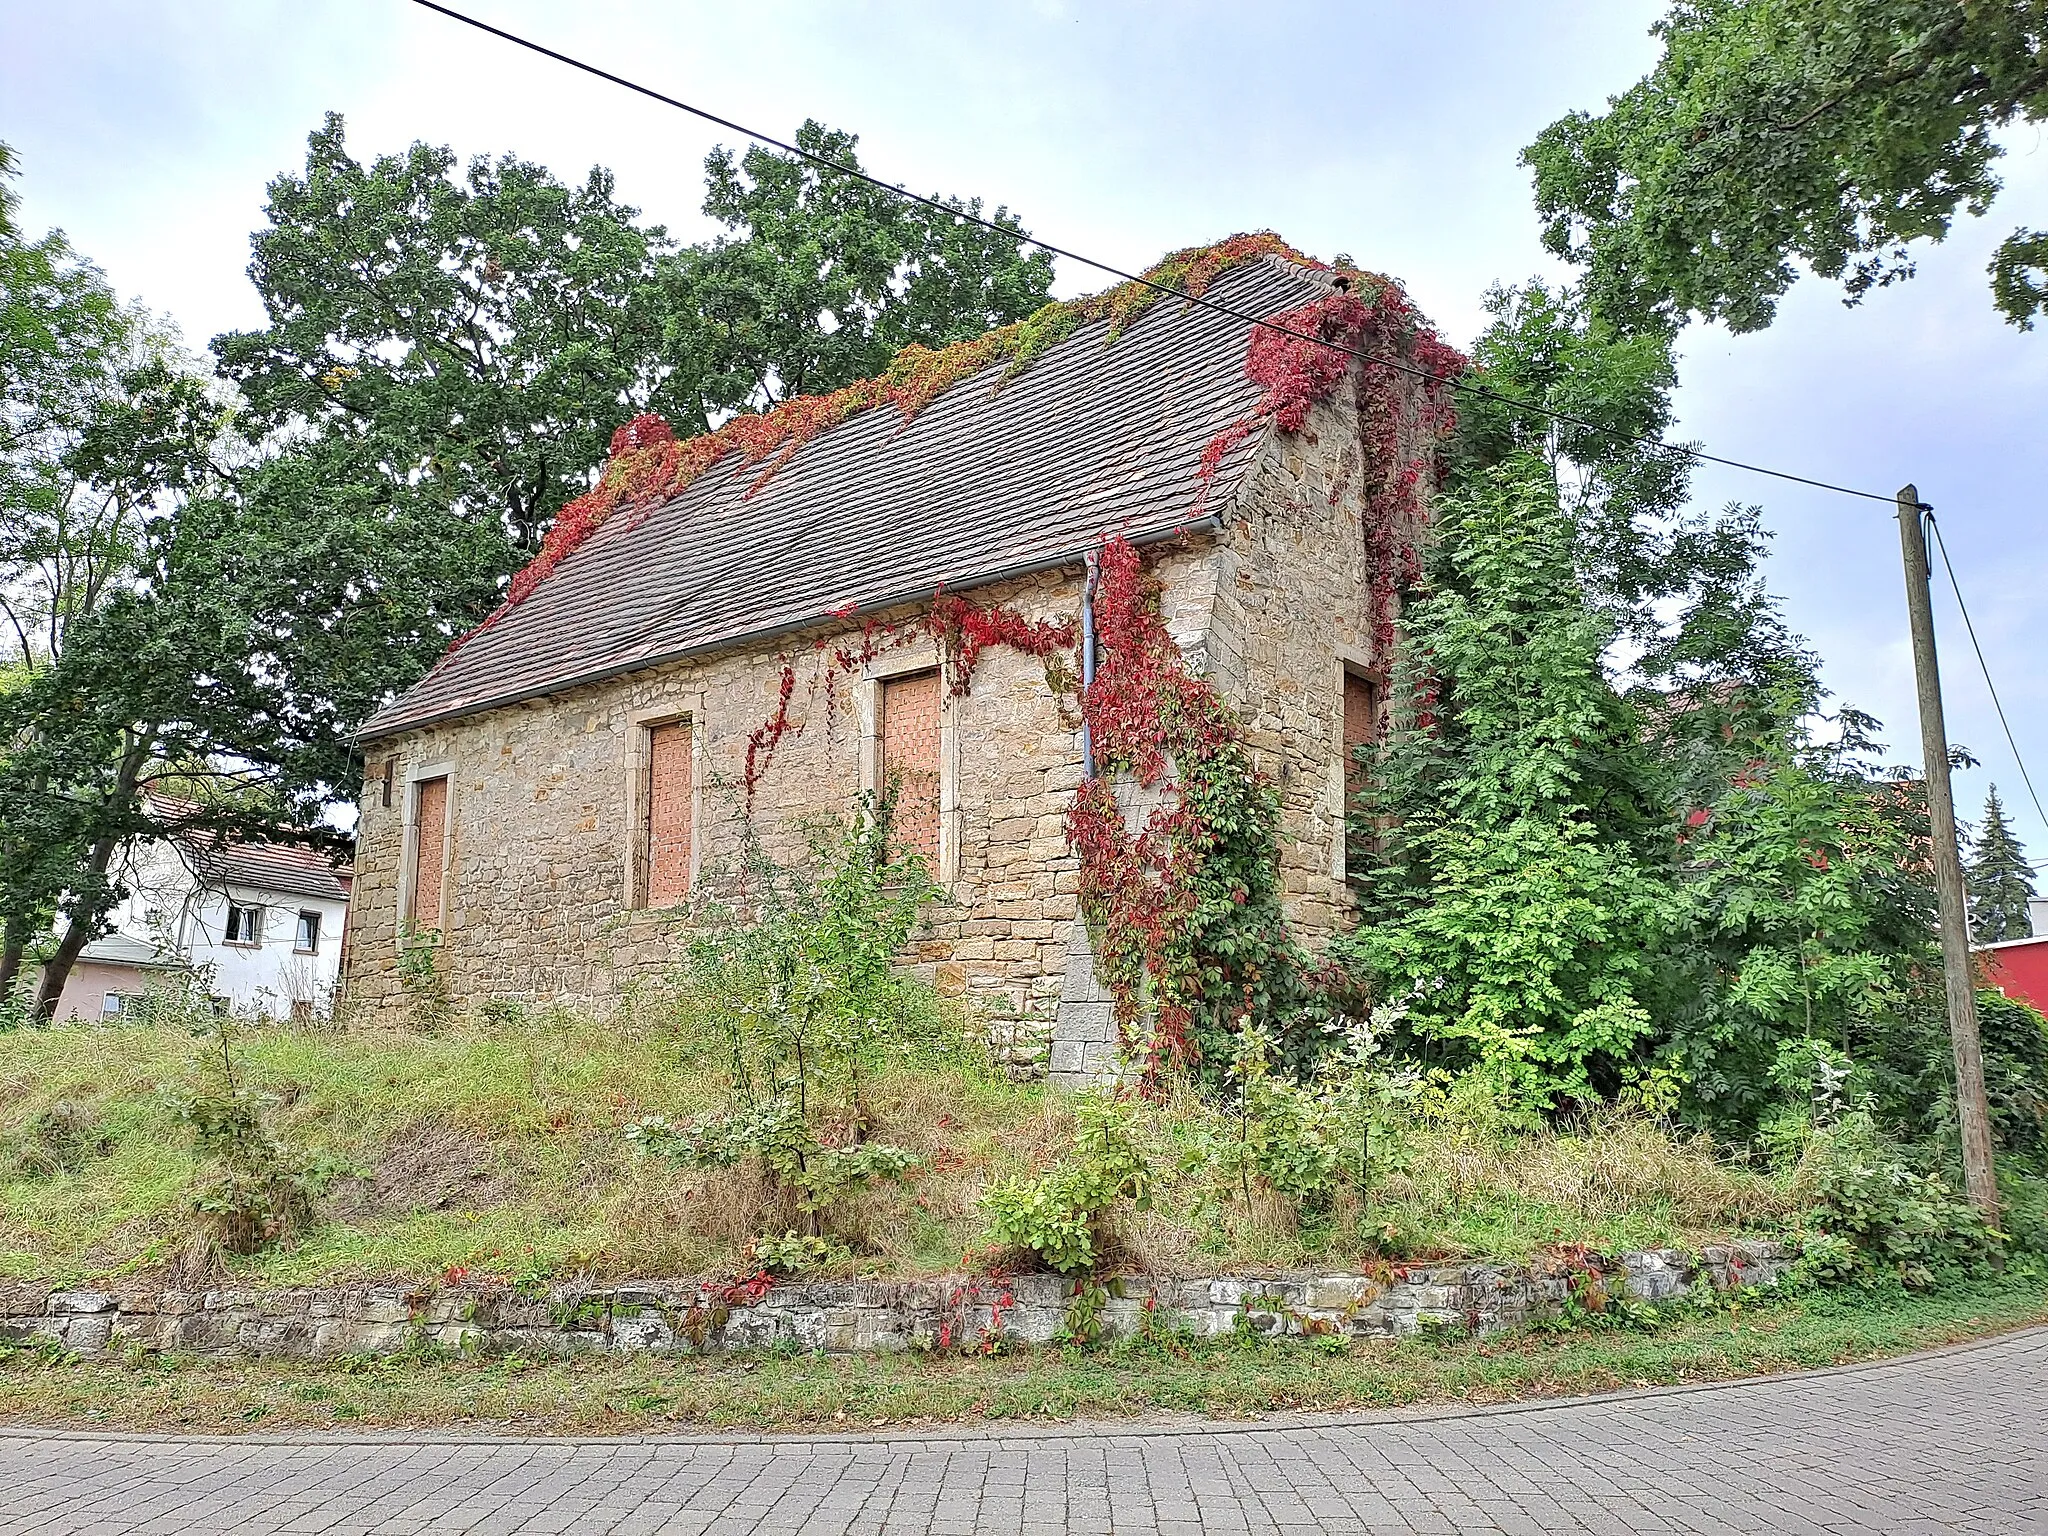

360,254,1333,740
202,842,352,903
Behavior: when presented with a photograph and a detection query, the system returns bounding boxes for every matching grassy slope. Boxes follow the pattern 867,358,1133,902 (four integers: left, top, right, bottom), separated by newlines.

0,1274,2040,1434
0,1014,1790,1287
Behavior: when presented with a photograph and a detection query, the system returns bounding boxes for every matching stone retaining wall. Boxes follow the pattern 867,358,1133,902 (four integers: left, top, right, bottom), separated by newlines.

0,1242,1791,1361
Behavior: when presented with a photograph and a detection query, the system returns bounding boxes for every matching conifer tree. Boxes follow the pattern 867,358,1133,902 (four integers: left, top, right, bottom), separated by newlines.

1968,785,2037,943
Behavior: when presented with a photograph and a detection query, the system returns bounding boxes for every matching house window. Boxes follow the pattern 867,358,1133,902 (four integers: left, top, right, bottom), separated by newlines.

225,902,265,946
101,993,129,1018
410,775,449,929
642,718,694,906
294,910,321,953
880,670,941,866
1341,669,1382,882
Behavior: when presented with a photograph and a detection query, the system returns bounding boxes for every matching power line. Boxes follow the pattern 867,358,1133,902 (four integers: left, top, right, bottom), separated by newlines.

1925,512,2048,856
407,0,1921,512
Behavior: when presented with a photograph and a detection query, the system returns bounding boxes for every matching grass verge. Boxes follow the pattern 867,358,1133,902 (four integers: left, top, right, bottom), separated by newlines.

1,1273,2041,1436
0,1014,1791,1287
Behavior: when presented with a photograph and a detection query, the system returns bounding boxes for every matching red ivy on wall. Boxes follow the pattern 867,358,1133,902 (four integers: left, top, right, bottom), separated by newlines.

1201,275,1465,655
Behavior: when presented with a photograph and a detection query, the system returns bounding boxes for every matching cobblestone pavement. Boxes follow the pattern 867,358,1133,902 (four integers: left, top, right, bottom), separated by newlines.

0,1328,2041,1534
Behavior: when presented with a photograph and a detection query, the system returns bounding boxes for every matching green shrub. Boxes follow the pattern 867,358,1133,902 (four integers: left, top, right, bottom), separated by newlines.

1185,1025,1340,1211
1792,1112,2002,1289
748,1231,850,1275
981,1092,1153,1273
1980,989,2048,1168
176,1027,344,1262
628,1101,919,1216
631,791,941,1240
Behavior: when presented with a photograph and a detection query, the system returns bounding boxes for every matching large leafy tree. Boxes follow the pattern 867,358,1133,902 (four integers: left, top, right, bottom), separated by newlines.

0,346,257,1015
0,146,141,674
685,120,1055,412
212,111,696,557
1344,452,1672,1109
1525,0,2048,331
1354,277,1954,1130
1968,784,2037,941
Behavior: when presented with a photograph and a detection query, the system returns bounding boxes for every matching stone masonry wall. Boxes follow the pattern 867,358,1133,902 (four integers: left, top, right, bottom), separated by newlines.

346,555,1209,1038
1206,364,1434,947
0,1243,1791,1361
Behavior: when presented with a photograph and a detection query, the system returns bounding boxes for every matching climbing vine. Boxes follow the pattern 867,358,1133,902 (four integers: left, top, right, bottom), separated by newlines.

1201,277,1464,653
1065,538,1304,1080
453,234,1344,648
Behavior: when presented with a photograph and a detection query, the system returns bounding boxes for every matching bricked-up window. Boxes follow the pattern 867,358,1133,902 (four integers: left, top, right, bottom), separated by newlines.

643,719,694,905
1342,671,1381,881
411,775,449,929
880,670,941,865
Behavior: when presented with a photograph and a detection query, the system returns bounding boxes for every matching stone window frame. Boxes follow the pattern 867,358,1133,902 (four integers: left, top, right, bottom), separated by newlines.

1330,644,1388,885
859,643,960,888
623,699,704,911
397,758,456,940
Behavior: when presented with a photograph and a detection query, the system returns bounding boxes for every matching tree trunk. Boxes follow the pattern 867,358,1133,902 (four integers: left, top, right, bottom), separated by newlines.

0,915,26,1005
30,734,152,1023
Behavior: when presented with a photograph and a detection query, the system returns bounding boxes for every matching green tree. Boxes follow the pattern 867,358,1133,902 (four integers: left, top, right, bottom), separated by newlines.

1356,275,1952,1134
0,142,169,1004
0,144,141,673
212,111,696,557
0,355,350,1020
685,120,1055,411
1653,719,1946,1137
1968,784,2037,941
1525,0,2048,331
1344,453,1671,1109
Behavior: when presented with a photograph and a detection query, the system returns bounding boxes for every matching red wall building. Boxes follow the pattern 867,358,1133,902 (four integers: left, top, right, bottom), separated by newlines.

1976,936,2048,1015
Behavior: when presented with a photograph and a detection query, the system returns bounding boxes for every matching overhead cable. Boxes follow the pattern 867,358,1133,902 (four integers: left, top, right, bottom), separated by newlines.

407,0,1924,511
1926,513,2048,853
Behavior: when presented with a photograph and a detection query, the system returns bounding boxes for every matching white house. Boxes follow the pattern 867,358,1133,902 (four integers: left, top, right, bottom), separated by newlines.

54,836,352,1022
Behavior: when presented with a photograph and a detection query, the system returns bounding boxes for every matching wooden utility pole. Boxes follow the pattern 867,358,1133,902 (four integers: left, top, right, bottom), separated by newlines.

1896,485,2000,1221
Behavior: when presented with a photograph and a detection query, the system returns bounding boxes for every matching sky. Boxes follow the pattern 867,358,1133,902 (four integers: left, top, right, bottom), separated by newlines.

5,0,2045,851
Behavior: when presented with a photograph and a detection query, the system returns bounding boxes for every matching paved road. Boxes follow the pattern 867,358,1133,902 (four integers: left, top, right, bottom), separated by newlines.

0,1328,2042,1535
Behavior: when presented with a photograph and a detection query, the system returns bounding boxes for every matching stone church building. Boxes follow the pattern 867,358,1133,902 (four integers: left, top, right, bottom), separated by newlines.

342,247,1450,1077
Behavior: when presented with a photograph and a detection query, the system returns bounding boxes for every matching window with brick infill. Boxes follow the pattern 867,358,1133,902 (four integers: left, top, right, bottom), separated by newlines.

1341,668,1383,883
410,774,449,930
880,670,941,866
642,718,694,905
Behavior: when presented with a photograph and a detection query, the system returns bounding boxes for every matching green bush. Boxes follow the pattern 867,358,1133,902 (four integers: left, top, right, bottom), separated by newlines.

176,1028,345,1262
1185,1025,1341,1212
1792,1112,2002,1289
1980,989,2048,1168
631,791,942,1241
981,1092,1153,1273
748,1231,851,1275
